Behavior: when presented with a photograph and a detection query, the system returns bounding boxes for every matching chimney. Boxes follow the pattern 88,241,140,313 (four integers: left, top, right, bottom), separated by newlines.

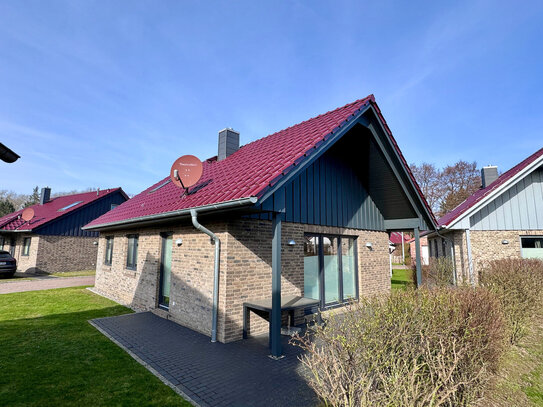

40,187,51,205
481,166,498,189
218,128,240,161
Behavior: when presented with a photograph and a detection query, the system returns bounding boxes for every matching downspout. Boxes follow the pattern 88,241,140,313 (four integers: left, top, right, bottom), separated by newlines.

434,229,457,286
190,209,221,343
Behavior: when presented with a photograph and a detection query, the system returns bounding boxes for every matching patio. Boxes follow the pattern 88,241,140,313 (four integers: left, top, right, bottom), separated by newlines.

90,311,319,407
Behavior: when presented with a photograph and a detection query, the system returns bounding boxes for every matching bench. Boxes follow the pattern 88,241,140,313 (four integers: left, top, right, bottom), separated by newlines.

242,295,320,340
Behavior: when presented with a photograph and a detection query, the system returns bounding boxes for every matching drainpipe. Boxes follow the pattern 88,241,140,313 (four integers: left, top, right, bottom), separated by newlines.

190,209,221,343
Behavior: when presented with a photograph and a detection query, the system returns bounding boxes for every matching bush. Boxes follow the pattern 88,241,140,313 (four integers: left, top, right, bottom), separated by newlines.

479,258,543,344
413,257,455,288
292,288,505,407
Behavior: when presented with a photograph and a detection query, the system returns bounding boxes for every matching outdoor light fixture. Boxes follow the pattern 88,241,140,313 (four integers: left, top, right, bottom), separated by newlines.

502,240,509,245
365,242,373,249
288,239,296,246
176,238,183,247
93,241,98,246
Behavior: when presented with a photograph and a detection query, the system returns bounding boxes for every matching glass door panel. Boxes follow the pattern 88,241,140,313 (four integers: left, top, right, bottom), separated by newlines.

304,235,320,300
342,238,357,299
159,234,173,309
323,237,340,304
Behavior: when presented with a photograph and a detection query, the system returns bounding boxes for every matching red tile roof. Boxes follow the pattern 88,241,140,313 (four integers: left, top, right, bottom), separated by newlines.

389,232,410,244
86,96,436,229
439,147,543,227
0,188,124,232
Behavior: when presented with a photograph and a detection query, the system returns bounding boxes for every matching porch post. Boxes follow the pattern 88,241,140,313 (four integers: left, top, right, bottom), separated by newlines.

414,227,422,287
270,211,283,358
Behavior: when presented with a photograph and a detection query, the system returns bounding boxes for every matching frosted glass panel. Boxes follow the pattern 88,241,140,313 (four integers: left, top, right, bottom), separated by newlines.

160,235,173,307
523,248,543,259
342,238,356,299
522,237,543,260
304,236,320,300
323,237,339,304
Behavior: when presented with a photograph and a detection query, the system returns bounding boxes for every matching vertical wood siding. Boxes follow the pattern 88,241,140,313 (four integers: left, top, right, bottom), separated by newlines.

468,168,543,230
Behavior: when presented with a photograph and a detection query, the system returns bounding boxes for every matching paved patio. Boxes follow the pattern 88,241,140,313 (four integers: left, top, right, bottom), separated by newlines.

90,312,319,407
0,275,95,294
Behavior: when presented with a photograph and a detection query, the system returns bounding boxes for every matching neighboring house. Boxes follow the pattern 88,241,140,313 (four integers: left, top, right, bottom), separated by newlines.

408,235,429,266
389,231,410,263
427,147,543,284
0,187,128,273
84,95,436,356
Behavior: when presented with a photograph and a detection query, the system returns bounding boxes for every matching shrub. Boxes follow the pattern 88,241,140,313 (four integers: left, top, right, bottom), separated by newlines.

292,288,505,407
412,257,455,288
479,258,543,344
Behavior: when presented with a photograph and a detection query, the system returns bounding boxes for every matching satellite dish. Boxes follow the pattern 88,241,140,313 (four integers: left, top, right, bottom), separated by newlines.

170,155,203,189
21,207,35,222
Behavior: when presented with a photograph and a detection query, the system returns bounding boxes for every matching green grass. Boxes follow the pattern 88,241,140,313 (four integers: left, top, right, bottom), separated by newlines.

391,268,415,290
0,286,189,406
48,269,96,277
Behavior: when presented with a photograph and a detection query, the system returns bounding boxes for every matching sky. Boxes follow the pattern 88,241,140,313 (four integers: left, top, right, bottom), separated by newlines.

1,0,542,196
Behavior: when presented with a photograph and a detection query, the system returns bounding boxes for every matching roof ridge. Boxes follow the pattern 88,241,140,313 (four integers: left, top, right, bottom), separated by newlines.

237,95,374,151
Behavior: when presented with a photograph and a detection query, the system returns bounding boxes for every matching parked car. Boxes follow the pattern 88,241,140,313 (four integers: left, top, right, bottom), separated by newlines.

0,250,17,277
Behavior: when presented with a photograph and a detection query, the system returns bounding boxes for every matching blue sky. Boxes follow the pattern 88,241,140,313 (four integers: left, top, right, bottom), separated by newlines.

1,1,542,196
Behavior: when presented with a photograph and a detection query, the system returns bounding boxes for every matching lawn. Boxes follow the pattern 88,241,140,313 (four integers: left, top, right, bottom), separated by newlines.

0,286,189,406
48,269,96,277
391,267,415,290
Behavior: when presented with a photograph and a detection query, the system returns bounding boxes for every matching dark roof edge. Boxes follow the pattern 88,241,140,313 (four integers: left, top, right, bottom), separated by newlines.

82,196,258,231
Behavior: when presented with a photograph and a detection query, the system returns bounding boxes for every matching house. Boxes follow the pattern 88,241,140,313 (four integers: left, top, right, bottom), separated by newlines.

389,231,410,264
0,187,128,274
408,235,429,266
83,95,436,357
427,147,543,284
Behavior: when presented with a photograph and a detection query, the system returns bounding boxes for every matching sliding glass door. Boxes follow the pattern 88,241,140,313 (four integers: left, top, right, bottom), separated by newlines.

303,234,358,308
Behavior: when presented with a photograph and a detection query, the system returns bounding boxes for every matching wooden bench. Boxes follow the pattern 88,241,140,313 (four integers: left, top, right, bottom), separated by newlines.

243,295,320,340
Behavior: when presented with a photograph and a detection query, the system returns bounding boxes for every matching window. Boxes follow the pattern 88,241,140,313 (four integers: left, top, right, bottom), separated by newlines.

110,204,119,210
0,237,4,251
126,234,139,270
104,236,114,266
434,239,439,258
521,236,543,260
58,201,83,212
441,238,447,257
304,234,358,307
22,237,31,256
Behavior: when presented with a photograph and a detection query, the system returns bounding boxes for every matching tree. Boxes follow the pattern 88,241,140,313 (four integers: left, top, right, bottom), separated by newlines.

23,186,40,208
0,198,15,217
410,163,442,214
438,161,480,216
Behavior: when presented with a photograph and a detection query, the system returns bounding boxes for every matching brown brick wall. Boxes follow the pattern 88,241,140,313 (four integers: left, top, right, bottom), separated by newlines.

94,219,391,343
35,235,98,273
2,234,40,273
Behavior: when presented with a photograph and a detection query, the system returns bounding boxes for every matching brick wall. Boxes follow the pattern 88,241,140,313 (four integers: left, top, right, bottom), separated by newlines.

94,218,391,343
6,234,40,273
35,235,98,273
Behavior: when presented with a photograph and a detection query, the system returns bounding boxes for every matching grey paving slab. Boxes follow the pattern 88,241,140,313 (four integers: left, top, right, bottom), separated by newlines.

91,312,318,407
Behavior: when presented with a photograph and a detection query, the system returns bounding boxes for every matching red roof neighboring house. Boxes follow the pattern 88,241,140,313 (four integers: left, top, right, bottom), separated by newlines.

389,232,410,244
86,95,436,230
438,147,543,227
0,188,126,232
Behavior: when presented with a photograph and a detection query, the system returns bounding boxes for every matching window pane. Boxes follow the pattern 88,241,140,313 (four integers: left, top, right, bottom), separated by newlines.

522,237,543,259
342,238,357,299
304,236,320,300
323,237,339,304
160,235,173,307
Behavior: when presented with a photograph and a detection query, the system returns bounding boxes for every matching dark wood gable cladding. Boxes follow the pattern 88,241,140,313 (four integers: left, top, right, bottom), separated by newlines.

253,120,430,231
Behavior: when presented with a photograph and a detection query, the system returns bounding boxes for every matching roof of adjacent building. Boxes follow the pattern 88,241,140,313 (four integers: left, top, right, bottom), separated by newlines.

439,147,543,227
86,95,436,229
0,188,125,232
389,232,410,244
